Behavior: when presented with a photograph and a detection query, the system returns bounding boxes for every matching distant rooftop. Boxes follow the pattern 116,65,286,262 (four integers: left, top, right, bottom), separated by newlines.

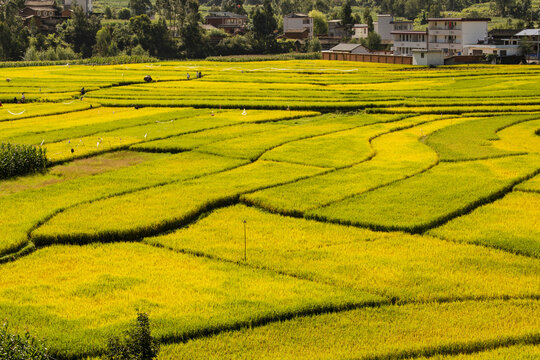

206,11,247,19
515,29,540,36
285,13,309,18
427,17,491,22
330,43,363,52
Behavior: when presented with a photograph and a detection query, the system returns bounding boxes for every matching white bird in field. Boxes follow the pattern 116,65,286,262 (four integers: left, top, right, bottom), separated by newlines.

97,142,100,147
40,140,44,146
144,133,147,139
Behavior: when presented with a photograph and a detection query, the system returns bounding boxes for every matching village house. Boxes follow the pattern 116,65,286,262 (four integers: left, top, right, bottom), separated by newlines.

514,29,540,60
283,13,313,39
352,24,368,39
19,0,63,33
204,12,248,35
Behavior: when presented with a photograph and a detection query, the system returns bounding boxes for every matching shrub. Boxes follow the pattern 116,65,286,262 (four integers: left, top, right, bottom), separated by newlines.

118,8,132,20
105,312,159,360
0,322,50,360
0,143,47,180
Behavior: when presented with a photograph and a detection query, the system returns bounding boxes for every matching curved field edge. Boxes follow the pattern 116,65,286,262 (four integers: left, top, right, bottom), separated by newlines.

158,299,540,360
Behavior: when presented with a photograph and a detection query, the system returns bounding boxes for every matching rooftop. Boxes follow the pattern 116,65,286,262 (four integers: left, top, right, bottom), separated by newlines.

515,29,540,36
427,17,491,22
24,0,55,6
330,43,364,52
353,23,368,28
285,13,309,18
206,11,248,19
391,30,426,34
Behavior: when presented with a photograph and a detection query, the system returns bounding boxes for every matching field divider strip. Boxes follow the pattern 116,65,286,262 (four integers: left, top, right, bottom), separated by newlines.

0,103,99,124
356,333,540,360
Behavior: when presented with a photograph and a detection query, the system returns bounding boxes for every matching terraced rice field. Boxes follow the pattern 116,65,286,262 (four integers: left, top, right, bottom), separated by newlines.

0,60,539,359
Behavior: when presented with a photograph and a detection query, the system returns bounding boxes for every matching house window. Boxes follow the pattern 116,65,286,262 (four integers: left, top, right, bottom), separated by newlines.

303,19,310,24
37,11,41,15
421,52,425,58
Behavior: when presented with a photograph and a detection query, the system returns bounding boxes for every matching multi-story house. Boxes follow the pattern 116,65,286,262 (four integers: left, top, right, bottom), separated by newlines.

283,13,313,39
392,30,427,55
427,17,490,56
205,12,248,35
352,24,368,39
374,14,393,44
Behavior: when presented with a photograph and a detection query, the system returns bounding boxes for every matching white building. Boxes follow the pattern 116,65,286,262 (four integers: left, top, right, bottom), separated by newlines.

352,24,368,39
64,0,92,14
412,49,444,65
427,17,490,56
374,14,393,44
283,13,313,39
392,30,427,55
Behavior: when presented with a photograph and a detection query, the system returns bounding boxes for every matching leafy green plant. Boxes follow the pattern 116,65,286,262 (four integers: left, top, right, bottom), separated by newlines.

0,143,47,179
105,312,159,360
0,322,50,360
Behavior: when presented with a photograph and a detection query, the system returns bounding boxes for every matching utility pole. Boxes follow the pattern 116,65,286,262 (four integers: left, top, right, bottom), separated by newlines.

243,220,247,262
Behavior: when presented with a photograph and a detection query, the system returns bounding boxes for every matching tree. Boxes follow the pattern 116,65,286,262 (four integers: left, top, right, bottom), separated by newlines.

94,25,119,56
129,0,152,16
105,312,160,360
251,0,278,52
57,5,101,57
0,0,30,60
363,31,382,50
130,15,176,58
363,7,373,32
308,9,327,36
221,0,247,15
118,8,132,19
104,6,114,19
340,0,353,39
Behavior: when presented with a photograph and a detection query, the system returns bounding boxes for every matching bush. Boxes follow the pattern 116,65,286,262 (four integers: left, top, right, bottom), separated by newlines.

0,322,50,360
105,312,159,360
0,143,47,180
118,8,132,20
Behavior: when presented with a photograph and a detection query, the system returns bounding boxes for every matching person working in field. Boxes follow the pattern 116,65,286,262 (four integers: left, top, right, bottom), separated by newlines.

20,93,25,103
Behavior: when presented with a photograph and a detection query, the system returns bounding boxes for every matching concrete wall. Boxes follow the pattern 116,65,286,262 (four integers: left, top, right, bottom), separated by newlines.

374,15,393,42
462,21,488,45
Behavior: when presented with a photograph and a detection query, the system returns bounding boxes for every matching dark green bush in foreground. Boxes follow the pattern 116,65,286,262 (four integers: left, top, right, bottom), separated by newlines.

106,312,160,360
0,143,47,179
0,322,50,360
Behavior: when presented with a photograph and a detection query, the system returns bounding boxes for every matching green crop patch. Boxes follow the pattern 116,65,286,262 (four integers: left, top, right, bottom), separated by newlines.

425,114,540,161
146,204,540,302
309,155,540,233
31,160,326,245
159,299,540,360
0,151,245,256
429,191,540,257
0,242,379,357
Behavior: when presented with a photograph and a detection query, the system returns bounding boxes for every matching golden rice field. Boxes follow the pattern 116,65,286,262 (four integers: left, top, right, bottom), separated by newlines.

0,60,539,359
